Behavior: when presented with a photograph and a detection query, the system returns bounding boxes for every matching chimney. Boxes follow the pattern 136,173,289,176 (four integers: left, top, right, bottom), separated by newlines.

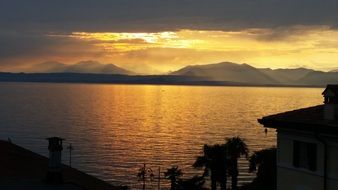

322,85,338,120
46,137,64,183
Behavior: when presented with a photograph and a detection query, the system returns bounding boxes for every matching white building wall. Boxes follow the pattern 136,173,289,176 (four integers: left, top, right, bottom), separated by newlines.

277,167,323,190
327,140,338,179
276,129,338,190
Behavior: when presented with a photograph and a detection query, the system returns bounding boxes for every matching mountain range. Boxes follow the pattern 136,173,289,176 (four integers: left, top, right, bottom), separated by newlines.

27,61,133,75
171,62,338,86
11,61,338,86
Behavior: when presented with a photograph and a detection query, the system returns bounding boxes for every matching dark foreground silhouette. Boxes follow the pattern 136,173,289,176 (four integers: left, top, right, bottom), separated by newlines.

0,140,122,190
137,136,276,190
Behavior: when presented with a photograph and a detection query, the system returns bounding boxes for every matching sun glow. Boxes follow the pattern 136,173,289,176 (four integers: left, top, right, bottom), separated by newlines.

70,31,199,51
41,27,338,73
71,32,177,43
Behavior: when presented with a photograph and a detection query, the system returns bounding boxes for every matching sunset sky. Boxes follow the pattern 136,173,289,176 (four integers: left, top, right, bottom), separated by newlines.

1,0,338,73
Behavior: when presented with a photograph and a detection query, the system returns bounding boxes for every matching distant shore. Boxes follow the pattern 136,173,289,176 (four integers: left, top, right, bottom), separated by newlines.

0,72,325,88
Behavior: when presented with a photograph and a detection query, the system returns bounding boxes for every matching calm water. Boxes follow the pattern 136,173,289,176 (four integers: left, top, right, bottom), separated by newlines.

0,83,323,189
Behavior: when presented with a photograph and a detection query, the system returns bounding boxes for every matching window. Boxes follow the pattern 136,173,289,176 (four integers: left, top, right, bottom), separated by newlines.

293,140,317,171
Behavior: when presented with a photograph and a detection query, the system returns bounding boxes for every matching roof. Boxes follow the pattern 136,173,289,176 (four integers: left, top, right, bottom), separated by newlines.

0,140,122,190
258,105,338,134
322,85,338,96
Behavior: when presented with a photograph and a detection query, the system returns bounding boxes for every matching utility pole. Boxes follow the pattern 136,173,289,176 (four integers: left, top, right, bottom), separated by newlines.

142,164,146,190
67,143,74,167
157,166,161,190
137,163,154,190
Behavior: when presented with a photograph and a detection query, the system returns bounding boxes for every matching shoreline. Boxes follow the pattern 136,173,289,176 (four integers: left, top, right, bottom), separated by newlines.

0,72,325,88
0,80,325,88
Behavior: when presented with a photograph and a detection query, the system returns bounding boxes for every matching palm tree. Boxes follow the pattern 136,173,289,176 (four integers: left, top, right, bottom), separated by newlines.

193,144,228,190
164,166,183,190
225,137,249,190
248,148,277,190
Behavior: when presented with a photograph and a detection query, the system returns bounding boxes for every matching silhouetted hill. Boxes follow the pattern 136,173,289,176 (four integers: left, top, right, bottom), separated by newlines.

0,72,284,86
296,71,338,86
171,62,279,84
2,61,337,86
171,62,338,86
260,68,314,84
28,61,67,72
122,63,162,75
0,72,332,87
28,61,133,75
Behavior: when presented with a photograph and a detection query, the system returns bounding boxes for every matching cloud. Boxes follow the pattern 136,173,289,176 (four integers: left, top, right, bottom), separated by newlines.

1,0,338,71
0,32,69,59
0,0,338,33
0,31,106,70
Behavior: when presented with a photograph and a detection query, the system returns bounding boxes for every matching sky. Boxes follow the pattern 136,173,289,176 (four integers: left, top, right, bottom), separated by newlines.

1,0,338,74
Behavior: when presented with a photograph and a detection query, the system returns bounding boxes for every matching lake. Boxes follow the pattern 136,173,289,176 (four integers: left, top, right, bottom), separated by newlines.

0,83,323,189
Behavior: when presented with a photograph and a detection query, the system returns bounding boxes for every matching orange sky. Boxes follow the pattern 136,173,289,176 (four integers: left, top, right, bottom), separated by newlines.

3,26,338,74
1,1,338,74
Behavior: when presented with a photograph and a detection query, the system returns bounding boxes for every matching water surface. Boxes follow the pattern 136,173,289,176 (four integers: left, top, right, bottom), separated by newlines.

0,83,323,189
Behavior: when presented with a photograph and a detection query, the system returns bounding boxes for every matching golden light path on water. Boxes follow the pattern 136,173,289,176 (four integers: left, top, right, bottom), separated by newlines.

0,83,323,189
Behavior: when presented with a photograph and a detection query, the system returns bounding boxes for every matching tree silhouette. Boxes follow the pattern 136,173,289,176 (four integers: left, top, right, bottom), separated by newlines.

178,175,207,190
225,137,249,190
247,147,277,190
164,166,183,190
193,144,228,190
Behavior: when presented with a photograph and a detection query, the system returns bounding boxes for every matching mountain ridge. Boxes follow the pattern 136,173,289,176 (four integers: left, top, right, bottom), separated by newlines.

170,62,279,84
170,62,338,86
27,61,133,75
8,61,338,86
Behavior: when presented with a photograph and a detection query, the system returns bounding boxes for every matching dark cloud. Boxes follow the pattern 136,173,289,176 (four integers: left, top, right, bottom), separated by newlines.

0,31,105,68
244,26,327,41
0,32,63,59
0,0,338,69
0,0,337,33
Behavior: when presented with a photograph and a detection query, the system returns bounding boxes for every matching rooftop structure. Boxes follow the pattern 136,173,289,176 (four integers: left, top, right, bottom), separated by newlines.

259,85,338,190
46,137,64,184
0,140,122,190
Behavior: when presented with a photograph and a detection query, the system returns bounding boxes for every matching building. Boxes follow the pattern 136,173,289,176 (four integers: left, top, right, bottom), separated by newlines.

0,138,123,190
46,137,64,183
258,85,338,190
